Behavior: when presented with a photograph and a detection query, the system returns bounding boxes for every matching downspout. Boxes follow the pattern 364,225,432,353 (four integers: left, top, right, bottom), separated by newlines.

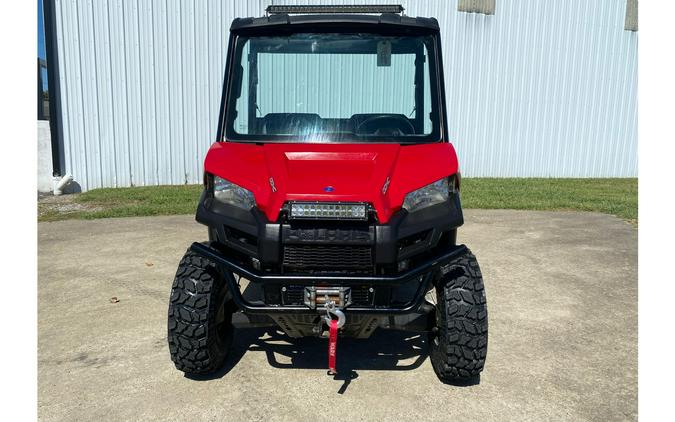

53,174,73,196
43,0,65,177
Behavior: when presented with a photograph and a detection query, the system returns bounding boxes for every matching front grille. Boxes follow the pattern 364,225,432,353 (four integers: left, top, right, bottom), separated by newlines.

282,245,372,271
283,226,373,244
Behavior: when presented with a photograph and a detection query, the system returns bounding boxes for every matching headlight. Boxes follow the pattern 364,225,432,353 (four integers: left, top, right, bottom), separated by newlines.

402,175,457,213
212,175,255,210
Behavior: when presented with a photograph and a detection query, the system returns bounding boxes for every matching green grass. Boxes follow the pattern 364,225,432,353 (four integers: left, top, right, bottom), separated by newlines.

460,178,637,222
38,178,637,223
77,184,203,217
38,185,203,222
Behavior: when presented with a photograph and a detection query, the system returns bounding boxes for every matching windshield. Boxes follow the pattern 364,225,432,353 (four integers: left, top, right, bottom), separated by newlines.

224,33,441,143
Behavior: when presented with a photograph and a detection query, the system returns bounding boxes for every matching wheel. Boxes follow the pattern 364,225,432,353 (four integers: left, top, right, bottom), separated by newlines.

429,249,488,382
167,249,234,375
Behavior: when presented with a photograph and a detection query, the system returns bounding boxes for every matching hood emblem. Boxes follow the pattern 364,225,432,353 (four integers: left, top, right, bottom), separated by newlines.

269,177,277,193
323,186,335,192
381,177,391,194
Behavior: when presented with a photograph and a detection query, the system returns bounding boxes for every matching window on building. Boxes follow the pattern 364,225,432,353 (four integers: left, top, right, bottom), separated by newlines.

38,0,49,120
458,0,495,15
38,59,49,120
625,0,638,31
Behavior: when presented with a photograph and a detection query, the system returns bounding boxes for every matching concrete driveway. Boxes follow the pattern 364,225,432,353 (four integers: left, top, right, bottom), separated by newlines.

38,210,637,421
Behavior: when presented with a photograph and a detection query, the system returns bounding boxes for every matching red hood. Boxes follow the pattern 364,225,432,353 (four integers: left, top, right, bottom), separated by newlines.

204,142,458,223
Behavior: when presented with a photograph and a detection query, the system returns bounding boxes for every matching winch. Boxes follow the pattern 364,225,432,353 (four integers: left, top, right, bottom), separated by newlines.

304,286,352,309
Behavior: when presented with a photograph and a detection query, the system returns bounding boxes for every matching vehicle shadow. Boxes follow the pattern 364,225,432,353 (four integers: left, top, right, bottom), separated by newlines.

188,327,429,389
249,328,428,372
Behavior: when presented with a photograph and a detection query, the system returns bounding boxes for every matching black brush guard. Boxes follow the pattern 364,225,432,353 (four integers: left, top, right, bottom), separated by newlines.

190,242,468,315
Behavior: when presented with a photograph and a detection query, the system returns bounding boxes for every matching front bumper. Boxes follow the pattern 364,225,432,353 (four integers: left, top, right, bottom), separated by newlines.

190,241,468,315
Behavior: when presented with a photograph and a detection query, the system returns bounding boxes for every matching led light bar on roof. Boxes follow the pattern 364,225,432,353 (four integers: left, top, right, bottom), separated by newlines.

289,202,368,221
266,5,404,15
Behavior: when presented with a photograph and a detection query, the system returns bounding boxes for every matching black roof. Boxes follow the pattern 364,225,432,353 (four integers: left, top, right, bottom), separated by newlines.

230,13,440,34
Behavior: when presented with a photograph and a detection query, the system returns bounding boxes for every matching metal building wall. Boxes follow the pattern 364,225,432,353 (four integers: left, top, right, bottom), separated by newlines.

52,0,638,191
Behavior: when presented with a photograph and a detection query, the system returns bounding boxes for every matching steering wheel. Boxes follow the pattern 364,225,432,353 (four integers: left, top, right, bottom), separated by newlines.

356,115,416,136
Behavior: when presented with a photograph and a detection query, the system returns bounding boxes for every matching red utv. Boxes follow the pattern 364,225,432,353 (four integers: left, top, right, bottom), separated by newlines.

167,5,487,383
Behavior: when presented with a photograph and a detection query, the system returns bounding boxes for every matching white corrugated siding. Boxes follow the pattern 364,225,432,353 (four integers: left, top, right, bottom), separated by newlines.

53,0,638,190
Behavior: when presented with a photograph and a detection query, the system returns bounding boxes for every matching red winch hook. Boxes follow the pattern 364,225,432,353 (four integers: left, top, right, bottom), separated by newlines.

324,301,345,375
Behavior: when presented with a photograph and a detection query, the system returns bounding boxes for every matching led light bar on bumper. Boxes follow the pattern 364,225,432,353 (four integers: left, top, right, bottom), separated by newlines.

289,202,368,221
